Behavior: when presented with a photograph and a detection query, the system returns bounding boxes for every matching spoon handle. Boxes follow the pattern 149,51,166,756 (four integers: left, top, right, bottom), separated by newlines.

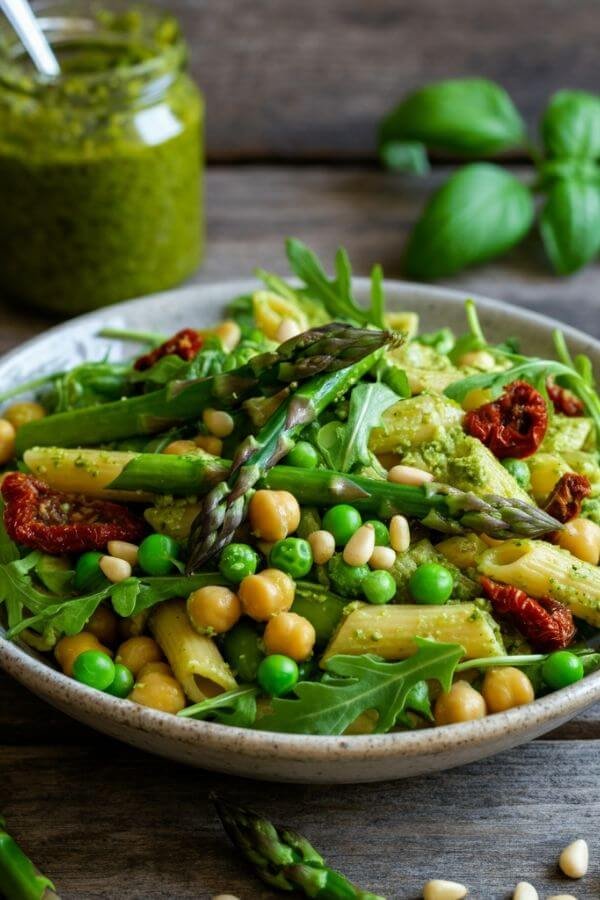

1,0,60,76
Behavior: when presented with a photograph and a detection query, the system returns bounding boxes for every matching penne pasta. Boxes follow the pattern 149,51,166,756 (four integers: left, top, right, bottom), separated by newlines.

150,599,237,702
321,602,505,664
478,539,600,627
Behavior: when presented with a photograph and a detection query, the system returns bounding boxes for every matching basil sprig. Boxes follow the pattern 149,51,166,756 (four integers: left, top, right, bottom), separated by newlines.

379,80,600,277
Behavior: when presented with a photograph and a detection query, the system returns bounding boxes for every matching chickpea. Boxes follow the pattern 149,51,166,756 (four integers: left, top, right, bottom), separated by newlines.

55,632,111,677
138,661,173,679
0,419,16,465
187,585,242,634
3,401,46,430
87,605,119,646
130,671,186,714
264,612,316,661
434,681,487,726
248,490,300,541
482,667,535,713
238,568,295,621
163,440,198,455
202,408,234,438
116,636,163,677
118,610,149,640
194,434,223,456
557,517,600,565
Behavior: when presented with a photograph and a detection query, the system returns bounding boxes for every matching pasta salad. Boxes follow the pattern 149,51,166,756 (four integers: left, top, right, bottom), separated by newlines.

1,239,599,736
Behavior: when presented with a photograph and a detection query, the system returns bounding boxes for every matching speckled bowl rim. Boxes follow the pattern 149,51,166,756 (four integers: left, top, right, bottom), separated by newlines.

1,277,599,767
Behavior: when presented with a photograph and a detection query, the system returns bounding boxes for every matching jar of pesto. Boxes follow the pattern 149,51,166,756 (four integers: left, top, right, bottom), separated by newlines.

0,2,203,314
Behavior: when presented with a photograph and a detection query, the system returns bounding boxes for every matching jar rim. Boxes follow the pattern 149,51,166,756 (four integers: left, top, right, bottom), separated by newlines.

0,0,187,102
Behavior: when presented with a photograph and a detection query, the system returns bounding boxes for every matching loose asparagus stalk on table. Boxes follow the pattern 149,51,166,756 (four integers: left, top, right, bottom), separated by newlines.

24,450,562,542
185,338,391,570
0,817,60,900
15,324,393,453
214,797,386,900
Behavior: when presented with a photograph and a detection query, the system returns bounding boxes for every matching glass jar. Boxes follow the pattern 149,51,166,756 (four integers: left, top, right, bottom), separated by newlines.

0,2,203,314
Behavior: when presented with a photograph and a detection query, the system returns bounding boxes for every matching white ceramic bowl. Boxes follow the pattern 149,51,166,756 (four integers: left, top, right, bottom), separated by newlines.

1,279,599,783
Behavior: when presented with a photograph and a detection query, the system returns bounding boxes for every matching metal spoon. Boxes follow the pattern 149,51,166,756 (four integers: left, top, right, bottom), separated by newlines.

0,0,60,76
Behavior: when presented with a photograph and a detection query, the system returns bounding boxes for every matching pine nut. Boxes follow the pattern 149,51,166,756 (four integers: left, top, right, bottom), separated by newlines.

308,530,335,565
203,408,234,438
458,349,496,370
276,317,302,342
369,545,397,570
100,556,132,584
163,439,197,455
194,434,224,456
513,882,538,900
343,524,375,566
423,879,468,900
388,464,434,486
215,320,241,351
107,541,139,567
559,839,588,879
389,515,410,552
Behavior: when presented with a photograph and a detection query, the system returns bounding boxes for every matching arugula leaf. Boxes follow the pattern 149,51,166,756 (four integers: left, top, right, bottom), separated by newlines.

318,381,397,472
259,638,463,735
178,686,258,728
541,90,600,160
285,239,385,328
540,178,600,275
379,78,525,163
395,680,433,728
406,163,535,279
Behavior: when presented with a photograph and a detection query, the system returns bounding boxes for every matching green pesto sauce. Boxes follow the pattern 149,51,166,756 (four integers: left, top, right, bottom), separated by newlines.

0,11,203,314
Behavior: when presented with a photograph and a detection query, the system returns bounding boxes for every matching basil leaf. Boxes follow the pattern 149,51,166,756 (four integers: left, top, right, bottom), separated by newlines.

406,163,534,279
379,78,525,163
542,90,600,160
379,140,429,174
540,178,600,275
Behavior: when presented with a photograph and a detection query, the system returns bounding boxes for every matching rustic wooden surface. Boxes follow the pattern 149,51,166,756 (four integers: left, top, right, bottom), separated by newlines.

1,163,599,899
169,0,600,160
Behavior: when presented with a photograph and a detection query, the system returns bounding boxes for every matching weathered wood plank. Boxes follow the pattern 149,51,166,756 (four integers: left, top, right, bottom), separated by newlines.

1,166,598,341
2,740,599,899
167,0,600,159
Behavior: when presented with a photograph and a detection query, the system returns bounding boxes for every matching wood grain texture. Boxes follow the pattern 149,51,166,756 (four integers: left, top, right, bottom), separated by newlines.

166,0,600,159
1,738,599,899
1,162,600,900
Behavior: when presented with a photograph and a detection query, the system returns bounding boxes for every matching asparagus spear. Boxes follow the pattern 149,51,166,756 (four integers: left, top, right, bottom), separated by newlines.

16,325,393,453
24,447,562,540
186,343,388,570
214,797,386,900
0,817,60,900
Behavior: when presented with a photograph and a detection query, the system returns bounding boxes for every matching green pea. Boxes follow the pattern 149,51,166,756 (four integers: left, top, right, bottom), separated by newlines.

219,543,259,583
322,505,362,546
138,534,180,576
269,538,313,578
105,663,135,698
72,650,115,691
409,563,453,605
502,457,531,489
222,619,264,682
257,654,299,697
327,554,369,598
365,520,390,546
363,569,396,605
284,441,319,469
74,551,106,593
542,650,584,690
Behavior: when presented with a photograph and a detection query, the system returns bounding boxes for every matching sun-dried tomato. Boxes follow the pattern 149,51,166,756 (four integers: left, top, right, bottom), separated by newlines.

480,575,576,651
546,379,585,417
134,328,203,372
464,380,548,459
1,472,145,555
544,472,591,524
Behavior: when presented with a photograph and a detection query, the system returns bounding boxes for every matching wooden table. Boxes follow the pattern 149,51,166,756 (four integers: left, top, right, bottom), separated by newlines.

2,2,600,896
